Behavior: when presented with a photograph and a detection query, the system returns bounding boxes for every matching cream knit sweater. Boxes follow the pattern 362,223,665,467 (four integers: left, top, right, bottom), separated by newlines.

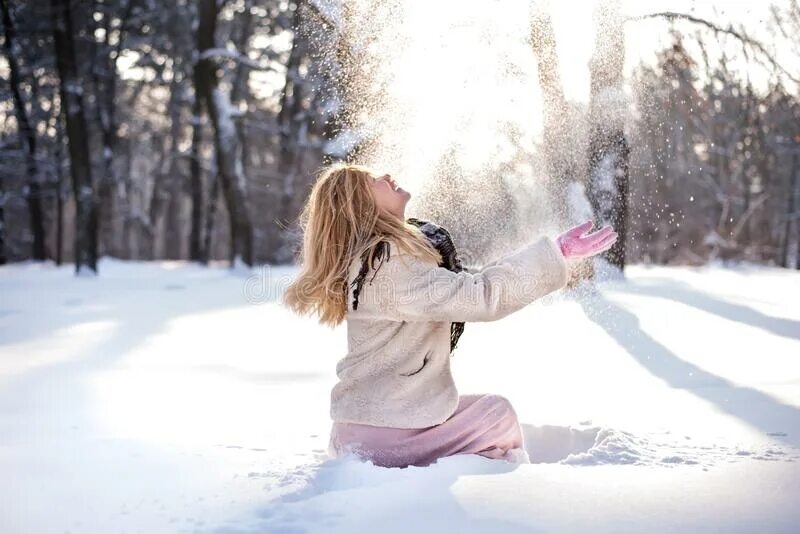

330,234,570,429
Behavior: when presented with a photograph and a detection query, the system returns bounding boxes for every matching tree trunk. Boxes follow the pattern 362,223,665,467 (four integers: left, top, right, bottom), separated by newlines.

0,174,5,264
145,133,171,259
203,175,220,263
55,116,65,266
51,0,98,273
230,0,255,259
148,76,185,260
587,0,629,270
93,0,132,258
195,0,254,266
2,0,47,261
587,132,630,269
189,96,204,262
784,152,799,269
277,3,305,225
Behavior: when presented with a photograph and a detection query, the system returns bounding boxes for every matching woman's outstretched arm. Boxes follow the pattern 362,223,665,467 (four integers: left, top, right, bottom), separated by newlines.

349,234,570,323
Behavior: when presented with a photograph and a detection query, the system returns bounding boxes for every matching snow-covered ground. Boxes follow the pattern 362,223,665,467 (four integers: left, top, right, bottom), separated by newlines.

1,258,799,533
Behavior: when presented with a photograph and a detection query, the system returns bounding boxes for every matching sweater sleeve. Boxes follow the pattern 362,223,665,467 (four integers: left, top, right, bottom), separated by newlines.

349,235,570,323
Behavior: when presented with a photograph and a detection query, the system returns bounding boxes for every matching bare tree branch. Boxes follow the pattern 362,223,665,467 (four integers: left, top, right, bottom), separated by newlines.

631,11,800,85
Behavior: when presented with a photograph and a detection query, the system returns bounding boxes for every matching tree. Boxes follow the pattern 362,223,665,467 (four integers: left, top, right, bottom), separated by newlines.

50,0,98,273
195,0,254,266
782,150,800,269
1,0,46,261
587,0,629,270
90,0,137,258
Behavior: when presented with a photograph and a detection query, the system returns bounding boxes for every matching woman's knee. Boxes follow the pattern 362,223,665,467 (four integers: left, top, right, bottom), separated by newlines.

483,394,518,420
480,395,524,450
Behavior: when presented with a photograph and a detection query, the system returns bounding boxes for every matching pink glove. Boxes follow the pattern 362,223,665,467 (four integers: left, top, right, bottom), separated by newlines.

556,220,617,260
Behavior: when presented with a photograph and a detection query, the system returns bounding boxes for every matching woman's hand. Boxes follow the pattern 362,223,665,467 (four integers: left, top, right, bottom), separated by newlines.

556,220,617,260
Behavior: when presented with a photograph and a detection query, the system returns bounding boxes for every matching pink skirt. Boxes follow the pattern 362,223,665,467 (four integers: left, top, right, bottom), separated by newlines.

329,394,527,468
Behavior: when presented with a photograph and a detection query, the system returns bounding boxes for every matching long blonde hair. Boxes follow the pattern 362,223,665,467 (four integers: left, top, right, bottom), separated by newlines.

283,163,441,326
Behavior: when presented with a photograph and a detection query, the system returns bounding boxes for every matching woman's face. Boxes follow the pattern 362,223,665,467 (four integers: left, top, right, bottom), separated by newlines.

370,172,411,218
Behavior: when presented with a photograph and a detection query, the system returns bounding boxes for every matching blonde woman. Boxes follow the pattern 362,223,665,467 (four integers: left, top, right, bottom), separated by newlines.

284,163,617,468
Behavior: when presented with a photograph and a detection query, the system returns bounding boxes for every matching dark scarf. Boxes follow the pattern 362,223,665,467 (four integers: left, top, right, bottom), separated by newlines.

350,217,466,354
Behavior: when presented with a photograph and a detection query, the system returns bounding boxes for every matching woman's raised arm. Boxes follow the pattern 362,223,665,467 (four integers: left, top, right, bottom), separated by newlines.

349,234,569,323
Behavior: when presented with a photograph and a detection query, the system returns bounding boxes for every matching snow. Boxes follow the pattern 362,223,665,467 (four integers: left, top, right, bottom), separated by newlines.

212,88,239,154
591,151,618,218
566,180,596,228
1,258,799,532
324,129,365,158
199,47,272,71
199,48,241,61
309,0,343,28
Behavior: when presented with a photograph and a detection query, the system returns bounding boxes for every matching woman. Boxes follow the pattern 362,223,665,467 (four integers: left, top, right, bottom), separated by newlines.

283,163,617,468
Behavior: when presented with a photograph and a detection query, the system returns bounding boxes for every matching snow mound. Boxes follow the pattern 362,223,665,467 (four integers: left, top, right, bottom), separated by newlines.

560,428,653,465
